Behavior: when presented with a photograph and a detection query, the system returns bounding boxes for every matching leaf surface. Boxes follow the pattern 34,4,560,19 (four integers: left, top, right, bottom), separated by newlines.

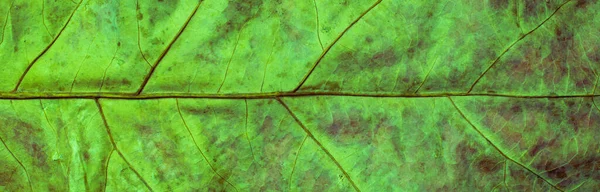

1,0,599,191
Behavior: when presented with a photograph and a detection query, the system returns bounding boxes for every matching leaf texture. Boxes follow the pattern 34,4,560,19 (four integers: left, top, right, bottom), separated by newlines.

0,0,599,191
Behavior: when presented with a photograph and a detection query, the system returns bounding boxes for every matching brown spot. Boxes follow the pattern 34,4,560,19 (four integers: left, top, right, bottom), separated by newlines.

12,118,36,139
328,118,342,136
524,0,544,19
0,165,18,186
326,109,369,144
365,37,373,44
215,0,263,38
587,47,600,63
455,141,478,163
137,125,155,137
569,156,600,178
83,152,90,161
477,158,501,173
575,0,593,9
31,143,47,166
144,0,180,25
489,0,509,9
324,82,341,91
554,26,574,46
426,11,434,18
137,12,143,20
510,105,522,113
575,78,592,88
259,116,274,134
528,138,556,156
547,166,567,179
121,79,131,85
154,140,177,158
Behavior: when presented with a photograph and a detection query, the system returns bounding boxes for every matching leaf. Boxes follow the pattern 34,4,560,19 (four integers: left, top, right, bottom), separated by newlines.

0,0,599,191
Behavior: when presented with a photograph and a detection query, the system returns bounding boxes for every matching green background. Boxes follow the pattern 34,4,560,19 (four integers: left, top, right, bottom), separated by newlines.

0,0,599,191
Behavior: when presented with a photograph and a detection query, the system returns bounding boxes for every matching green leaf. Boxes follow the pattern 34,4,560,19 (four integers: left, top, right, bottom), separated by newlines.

1,0,599,191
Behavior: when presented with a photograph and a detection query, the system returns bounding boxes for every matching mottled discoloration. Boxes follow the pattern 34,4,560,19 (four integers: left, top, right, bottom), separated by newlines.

456,97,600,190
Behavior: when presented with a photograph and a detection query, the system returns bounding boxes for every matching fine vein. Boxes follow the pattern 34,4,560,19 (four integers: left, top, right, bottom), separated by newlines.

11,0,83,92
134,1,203,95
276,97,361,192
0,0,14,46
95,99,154,192
175,99,238,191
313,0,324,50
289,135,308,191
244,99,255,161
102,149,114,192
0,134,32,191
217,25,244,93
467,0,573,93
136,0,152,68
292,0,383,92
